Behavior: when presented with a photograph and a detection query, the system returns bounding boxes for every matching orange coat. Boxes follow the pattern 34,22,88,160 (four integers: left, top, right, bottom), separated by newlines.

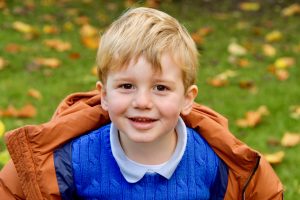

0,90,283,199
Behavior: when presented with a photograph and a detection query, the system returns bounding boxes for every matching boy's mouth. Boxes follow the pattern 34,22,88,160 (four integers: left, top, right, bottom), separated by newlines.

128,117,157,123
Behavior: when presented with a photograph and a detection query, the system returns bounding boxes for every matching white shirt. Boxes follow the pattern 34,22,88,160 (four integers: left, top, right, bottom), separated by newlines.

110,117,187,183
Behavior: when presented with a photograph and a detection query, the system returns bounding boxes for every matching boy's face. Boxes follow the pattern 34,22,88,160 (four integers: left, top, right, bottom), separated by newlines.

98,53,197,145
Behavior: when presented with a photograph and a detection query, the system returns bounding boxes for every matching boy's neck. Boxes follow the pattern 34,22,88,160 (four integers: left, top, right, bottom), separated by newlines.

118,130,178,165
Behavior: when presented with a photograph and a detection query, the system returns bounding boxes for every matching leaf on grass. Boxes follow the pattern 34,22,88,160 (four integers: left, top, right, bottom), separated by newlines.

43,25,59,34
28,88,42,100
281,132,300,147
238,80,256,90
275,69,289,81
228,41,247,56
236,106,269,128
63,22,74,32
274,57,295,69
265,30,283,42
5,43,23,53
264,151,285,165
239,2,260,11
33,58,61,68
191,32,204,46
69,52,81,60
91,65,98,76
0,104,37,118
0,120,5,137
237,58,250,68
75,16,90,25
208,70,237,87
12,21,34,33
80,24,99,49
44,39,72,52
290,105,300,119
0,57,7,70
197,26,214,37
81,36,99,49
0,0,7,9
262,44,276,57
146,0,161,8
281,4,300,17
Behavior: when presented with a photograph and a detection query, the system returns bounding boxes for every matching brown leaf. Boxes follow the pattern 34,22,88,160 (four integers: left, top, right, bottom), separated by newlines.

4,43,23,53
281,132,300,147
207,78,228,87
75,16,90,25
34,58,61,68
69,52,81,60
191,33,204,46
43,25,59,34
264,151,285,165
44,39,72,52
146,0,161,8
28,88,42,100
237,58,250,68
0,0,7,9
0,104,36,118
236,106,269,128
197,27,214,37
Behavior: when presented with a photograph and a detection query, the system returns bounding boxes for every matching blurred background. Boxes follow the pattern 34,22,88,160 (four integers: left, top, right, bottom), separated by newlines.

0,0,300,198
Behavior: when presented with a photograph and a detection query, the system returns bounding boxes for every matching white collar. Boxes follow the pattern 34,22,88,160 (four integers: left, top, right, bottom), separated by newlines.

110,117,187,183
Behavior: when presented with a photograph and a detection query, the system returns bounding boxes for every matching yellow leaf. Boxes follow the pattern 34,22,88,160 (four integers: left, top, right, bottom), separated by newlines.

228,42,247,56
0,120,5,137
44,39,72,52
262,44,276,57
290,105,300,119
282,4,300,17
91,65,98,76
265,30,283,42
80,24,98,37
239,2,260,11
12,21,34,33
81,36,100,49
281,132,300,147
236,106,269,128
274,57,295,69
43,25,59,34
28,88,42,100
264,151,285,165
275,69,289,81
34,58,61,68
0,57,7,70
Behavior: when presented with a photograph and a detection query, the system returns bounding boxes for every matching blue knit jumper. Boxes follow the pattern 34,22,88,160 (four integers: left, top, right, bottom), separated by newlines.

54,124,228,199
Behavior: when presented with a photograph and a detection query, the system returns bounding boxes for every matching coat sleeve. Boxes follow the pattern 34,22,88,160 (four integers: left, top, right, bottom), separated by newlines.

0,160,25,199
246,156,284,199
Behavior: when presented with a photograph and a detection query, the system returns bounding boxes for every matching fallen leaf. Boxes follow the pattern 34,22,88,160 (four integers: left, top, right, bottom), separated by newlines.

91,65,98,76
191,33,204,46
228,41,247,56
69,52,81,59
262,44,276,57
0,120,5,137
282,3,300,17
63,22,74,32
0,0,6,9
43,25,59,34
264,151,285,165
207,70,237,87
75,16,90,25
4,43,23,53
236,106,269,128
0,57,7,70
28,88,42,100
265,30,283,42
281,132,300,147
146,0,161,8
238,80,255,90
237,58,250,68
290,105,300,119
12,21,34,33
0,104,37,118
239,2,260,11
197,26,214,37
80,24,99,49
44,39,72,52
33,58,61,68
275,69,289,81
274,57,295,69
267,137,281,147
81,36,100,49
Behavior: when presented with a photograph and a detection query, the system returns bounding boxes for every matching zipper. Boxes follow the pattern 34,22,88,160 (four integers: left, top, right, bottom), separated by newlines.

241,155,261,200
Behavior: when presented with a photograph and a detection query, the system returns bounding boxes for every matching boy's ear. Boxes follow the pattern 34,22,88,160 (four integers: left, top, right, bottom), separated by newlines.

181,85,198,116
96,81,108,111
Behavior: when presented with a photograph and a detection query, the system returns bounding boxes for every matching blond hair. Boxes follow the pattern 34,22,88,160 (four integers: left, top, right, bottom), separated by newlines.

96,7,198,90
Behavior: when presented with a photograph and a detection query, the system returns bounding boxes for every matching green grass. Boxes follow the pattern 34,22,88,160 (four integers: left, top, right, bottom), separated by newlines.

1,0,300,198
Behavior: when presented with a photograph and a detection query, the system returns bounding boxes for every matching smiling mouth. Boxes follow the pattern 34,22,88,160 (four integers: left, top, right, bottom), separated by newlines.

128,117,157,123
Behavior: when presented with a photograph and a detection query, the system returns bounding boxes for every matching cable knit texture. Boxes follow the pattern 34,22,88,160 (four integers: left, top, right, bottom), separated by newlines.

72,124,220,199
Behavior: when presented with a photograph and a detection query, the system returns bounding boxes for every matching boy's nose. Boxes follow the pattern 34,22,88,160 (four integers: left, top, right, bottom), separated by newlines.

132,90,153,109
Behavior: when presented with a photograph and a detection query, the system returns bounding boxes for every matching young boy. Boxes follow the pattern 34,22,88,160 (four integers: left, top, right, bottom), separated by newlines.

0,7,283,199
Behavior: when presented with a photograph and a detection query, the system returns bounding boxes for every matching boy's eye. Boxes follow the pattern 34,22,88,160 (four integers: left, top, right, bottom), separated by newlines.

154,85,168,91
120,84,133,89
